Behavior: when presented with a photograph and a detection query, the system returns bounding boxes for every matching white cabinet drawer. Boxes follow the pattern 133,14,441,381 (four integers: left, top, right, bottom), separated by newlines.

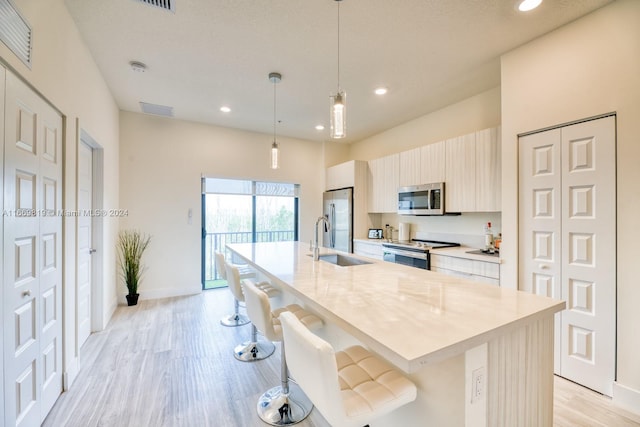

430,254,500,284
353,241,384,260
430,266,500,286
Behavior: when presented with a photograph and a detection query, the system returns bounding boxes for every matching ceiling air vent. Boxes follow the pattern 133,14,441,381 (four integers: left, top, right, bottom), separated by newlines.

0,0,32,67
140,102,174,118
133,0,175,13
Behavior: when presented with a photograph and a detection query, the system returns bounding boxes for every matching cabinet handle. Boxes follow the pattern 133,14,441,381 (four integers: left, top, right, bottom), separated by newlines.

539,264,550,270
22,290,31,298
89,248,97,254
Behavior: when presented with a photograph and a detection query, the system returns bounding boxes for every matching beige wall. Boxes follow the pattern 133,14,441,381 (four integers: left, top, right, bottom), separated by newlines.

119,111,324,300
349,87,501,161
323,140,351,168
0,0,120,386
501,0,640,406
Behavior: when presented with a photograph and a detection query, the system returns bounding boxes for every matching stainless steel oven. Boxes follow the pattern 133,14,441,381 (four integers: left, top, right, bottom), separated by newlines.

382,246,428,269
382,239,460,270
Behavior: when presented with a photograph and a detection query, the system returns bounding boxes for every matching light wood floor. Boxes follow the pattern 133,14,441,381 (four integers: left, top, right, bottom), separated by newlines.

43,290,640,427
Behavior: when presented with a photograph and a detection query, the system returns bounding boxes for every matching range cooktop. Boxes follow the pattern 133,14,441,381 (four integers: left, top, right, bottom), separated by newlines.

382,239,460,252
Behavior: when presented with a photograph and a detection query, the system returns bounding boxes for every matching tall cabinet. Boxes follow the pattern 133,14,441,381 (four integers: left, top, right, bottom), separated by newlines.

325,160,370,240
519,116,615,396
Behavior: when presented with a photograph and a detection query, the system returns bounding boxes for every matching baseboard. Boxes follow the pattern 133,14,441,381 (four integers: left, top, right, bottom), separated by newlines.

613,381,640,416
63,357,79,391
106,297,118,324
119,285,202,304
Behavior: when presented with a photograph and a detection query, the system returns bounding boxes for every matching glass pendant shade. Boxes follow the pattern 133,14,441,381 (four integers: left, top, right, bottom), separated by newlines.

268,72,282,170
271,141,279,169
330,91,346,139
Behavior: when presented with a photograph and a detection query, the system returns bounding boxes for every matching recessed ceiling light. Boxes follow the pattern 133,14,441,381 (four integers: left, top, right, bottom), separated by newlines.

315,125,325,131
518,0,542,12
220,106,231,113
374,87,388,95
129,61,147,72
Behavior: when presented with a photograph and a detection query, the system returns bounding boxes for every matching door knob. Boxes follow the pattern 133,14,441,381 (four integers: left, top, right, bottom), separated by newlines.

22,290,31,297
539,264,550,270
89,248,97,254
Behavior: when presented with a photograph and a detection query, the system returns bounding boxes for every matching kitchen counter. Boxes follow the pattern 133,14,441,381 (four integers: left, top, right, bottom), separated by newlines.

227,241,564,426
228,241,558,371
354,238,502,263
431,245,502,263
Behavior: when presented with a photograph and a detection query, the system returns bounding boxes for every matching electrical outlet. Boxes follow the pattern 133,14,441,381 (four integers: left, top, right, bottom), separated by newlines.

471,367,485,404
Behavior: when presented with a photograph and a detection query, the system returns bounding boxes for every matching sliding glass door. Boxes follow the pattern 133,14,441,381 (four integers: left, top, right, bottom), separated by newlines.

202,178,298,289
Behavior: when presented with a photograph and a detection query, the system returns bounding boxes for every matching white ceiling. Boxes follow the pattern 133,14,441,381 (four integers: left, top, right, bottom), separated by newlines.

63,0,613,143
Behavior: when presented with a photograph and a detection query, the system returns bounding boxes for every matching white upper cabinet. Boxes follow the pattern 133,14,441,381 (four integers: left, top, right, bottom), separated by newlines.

445,127,501,213
368,154,399,213
399,148,421,187
445,133,476,212
475,127,501,212
420,141,445,184
362,126,501,215
326,160,355,190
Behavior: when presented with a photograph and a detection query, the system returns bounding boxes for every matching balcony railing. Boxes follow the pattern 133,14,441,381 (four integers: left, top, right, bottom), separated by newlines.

204,230,295,282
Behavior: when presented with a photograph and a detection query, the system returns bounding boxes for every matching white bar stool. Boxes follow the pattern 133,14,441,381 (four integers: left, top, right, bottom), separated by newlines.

242,279,323,425
216,251,254,327
280,311,418,427
226,263,279,361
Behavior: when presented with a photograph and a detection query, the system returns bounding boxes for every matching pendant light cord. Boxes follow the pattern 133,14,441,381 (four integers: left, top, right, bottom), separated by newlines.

273,78,277,142
337,0,341,91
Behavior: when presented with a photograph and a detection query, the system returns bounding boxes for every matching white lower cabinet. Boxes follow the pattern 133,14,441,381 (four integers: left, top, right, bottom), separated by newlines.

430,254,500,286
353,240,384,261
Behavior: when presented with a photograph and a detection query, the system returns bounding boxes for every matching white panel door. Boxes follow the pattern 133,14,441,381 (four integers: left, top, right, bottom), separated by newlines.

3,71,63,426
519,116,616,396
560,117,615,396
0,62,6,427
519,128,563,372
77,142,93,347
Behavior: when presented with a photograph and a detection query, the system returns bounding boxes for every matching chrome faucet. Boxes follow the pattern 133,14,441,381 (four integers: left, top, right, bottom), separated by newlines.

313,216,331,260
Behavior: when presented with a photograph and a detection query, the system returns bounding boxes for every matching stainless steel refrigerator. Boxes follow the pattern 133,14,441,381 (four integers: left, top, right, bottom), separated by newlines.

322,188,353,253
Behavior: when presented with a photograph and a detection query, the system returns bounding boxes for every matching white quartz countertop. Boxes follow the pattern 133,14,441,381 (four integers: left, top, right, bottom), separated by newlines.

430,246,502,264
227,242,564,373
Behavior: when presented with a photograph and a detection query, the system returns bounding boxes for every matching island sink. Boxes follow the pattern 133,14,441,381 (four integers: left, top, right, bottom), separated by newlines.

309,253,372,267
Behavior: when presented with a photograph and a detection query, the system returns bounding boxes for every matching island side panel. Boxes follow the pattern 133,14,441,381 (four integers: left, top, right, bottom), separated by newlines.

487,316,555,426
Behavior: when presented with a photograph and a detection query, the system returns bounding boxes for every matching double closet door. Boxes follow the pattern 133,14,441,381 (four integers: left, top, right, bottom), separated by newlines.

519,116,616,396
2,66,63,426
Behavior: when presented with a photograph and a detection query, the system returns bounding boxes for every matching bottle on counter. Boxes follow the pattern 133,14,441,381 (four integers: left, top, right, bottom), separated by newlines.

484,222,494,250
494,233,502,250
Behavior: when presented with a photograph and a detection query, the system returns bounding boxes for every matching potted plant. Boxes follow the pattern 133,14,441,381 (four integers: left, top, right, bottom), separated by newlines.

117,229,151,306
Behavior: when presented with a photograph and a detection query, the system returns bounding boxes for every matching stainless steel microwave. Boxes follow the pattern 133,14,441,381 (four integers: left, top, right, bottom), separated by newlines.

398,182,446,215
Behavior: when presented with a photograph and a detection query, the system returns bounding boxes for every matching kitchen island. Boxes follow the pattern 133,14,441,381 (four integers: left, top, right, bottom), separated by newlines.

227,241,565,427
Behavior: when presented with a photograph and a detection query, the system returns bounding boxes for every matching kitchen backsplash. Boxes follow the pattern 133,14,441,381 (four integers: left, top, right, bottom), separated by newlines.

376,212,502,248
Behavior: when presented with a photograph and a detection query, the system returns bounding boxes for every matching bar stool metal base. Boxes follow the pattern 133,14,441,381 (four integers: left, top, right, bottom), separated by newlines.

234,338,275,362
256,383,313,426
220,313,250,327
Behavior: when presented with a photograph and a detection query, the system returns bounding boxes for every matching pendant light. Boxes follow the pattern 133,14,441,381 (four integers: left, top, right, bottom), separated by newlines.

269,72,281,169
330,0,346,139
